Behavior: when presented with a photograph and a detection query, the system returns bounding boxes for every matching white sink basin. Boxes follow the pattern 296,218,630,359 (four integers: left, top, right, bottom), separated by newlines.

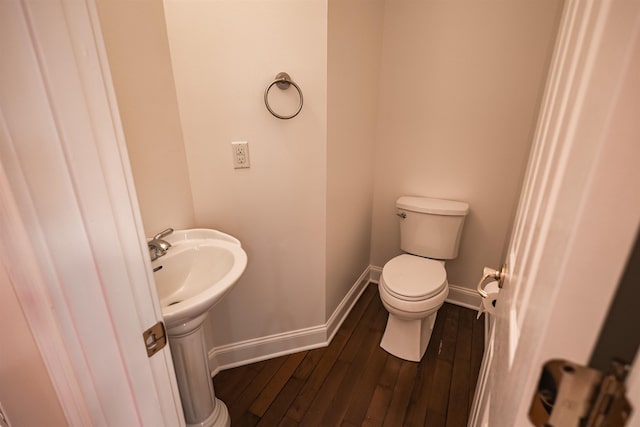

151,228,247,333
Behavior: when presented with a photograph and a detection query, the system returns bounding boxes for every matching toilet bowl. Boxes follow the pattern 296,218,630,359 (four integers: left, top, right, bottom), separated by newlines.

379,254,449,362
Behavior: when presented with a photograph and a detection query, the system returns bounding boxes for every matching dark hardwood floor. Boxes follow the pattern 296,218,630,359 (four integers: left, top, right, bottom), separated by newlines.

213,283,485,427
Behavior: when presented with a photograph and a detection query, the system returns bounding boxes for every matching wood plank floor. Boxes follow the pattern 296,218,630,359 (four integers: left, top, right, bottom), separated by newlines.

213,284,485,427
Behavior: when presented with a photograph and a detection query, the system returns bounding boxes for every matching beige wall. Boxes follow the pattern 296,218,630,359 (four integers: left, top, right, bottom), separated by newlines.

163,0,328,345
0,262,67,426
97,0,195,237
370,1,563,289
326,0,384,316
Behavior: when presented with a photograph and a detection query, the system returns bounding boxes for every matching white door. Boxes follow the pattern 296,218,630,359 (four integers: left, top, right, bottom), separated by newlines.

470,0,640,426
0,0,184,425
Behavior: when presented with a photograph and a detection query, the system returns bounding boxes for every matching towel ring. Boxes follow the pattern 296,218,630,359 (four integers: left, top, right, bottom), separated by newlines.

264,72,303,120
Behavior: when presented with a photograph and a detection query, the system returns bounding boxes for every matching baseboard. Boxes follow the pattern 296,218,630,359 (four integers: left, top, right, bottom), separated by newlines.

326,268,371,342
208,266,373,376
446,284,482,311
368,265,382,284
208,325,327,376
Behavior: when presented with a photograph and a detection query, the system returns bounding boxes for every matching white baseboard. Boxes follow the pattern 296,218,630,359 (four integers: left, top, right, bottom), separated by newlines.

446,284,482,311
368,265,382,284
208,325,327,376
326,268,371,342
208,266,373,376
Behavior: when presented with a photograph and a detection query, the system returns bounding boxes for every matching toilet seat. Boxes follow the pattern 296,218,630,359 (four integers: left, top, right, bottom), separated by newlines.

381,254,447,302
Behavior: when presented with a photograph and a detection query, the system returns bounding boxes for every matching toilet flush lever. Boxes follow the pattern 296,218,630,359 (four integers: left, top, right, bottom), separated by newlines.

476,264,507,298
396,212,407,219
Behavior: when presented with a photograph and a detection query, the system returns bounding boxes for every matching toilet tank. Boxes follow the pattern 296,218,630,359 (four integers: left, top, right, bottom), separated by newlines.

397,196,469,260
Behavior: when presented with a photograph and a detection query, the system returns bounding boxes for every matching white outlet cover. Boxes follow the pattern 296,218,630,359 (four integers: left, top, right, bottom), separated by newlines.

231,141,250,169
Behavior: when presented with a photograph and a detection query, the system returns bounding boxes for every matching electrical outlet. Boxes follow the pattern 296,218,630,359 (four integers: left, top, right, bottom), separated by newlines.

232,141,250,169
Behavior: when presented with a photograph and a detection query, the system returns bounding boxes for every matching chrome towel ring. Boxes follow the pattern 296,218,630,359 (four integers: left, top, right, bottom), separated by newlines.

264,72,303,120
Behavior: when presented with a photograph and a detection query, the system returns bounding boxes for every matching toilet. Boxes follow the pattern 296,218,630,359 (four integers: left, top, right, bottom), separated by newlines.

379,196,469,362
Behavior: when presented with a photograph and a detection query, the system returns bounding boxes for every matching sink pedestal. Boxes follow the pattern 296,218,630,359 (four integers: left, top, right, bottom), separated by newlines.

168,322,230,427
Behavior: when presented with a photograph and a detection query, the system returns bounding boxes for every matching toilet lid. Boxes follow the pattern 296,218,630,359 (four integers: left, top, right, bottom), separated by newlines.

382,254,447,301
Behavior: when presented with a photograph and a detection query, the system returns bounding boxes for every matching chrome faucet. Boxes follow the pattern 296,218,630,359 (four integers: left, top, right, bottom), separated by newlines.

148,228,174,261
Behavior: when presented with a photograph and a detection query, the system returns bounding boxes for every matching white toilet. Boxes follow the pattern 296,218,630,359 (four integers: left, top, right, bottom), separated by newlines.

379,196,469,362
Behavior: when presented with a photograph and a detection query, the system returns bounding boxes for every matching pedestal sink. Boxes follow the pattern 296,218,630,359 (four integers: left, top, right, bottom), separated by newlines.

151,229,247,427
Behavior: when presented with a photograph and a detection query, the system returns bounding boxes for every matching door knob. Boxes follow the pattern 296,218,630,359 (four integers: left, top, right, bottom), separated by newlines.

476,264,507,298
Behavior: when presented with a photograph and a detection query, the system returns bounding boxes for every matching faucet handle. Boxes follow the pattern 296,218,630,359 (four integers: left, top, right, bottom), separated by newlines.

153,228,174,240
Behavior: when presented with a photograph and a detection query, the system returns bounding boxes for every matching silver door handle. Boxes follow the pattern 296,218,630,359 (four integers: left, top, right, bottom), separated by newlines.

476,264,507,298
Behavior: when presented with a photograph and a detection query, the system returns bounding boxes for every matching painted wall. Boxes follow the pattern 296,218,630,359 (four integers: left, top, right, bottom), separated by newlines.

97,0,195,237
326,0,384,317
370,1,563,289
163,0,328,345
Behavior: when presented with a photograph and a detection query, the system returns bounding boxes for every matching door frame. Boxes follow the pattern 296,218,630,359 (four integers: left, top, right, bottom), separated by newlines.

0,0,184,424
